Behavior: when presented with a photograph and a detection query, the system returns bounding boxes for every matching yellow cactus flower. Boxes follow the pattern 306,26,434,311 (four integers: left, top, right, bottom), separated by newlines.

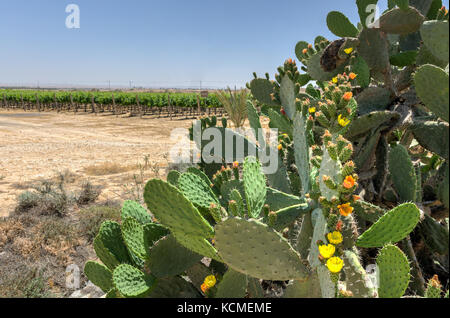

344,47,354,54
278,144,283,151
332,77,338,84
338,114,350,127
327,231,343,245
319,244,336,259
309,107,316,114
338,203,354,217
204,275,217,288
327,257,344,273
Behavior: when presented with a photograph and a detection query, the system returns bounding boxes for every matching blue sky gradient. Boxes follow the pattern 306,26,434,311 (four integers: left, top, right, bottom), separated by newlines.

0,0,447,88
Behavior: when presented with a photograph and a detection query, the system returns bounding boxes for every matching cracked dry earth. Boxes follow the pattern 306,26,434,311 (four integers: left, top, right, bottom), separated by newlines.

0,110,194,217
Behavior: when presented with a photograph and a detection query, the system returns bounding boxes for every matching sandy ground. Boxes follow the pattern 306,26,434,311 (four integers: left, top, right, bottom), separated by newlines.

0,110,194,217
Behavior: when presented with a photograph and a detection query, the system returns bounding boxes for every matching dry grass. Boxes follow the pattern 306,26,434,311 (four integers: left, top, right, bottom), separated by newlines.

84,162,138,176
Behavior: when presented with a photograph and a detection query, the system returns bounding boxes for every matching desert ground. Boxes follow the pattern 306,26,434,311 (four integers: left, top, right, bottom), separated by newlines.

0,110,194,217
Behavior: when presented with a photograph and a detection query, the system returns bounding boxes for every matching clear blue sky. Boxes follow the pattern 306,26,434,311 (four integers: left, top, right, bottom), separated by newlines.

0,0,447,89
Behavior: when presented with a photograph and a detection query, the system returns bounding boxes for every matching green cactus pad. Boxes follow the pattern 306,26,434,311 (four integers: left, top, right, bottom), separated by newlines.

308,209,327,268
166,170,181,186
112,264,156,298
296,212,314,259
172,230,222,262
93,221,131,270
250,78,278,106
319,147,341,201
410,120,449,160
356,0,379,28
122,217,148,260
185,263,213,291
380,7,425,35
343,251,377,298
438,164,449,209
215,218,309,280
148,276,201,298
229,189,245,217
317,265,336,298
414,64,449,123
418,214,449,255
121,200,152,225
220,179,245,203
284,272,321,298
144,179,214,238
376,244,410,298
389,51,418,67
243,157,267,219
351,56,371,88
353,200,387,223
356,203,421,248
143,223,170,250
247,101,265,147
268,108,293,137
265,187,305,211
355,87,391,115
178,172,220,210
265,204,310,232
293,112,310,196
345,111,400,139
84,261,113,293
187,167,213,188
420,21,449,63
388,144,417,202
247,277,264,298
358,28,390,72
327,11,359,37
280,76,296,120
148,234,202,278
215,269,248,298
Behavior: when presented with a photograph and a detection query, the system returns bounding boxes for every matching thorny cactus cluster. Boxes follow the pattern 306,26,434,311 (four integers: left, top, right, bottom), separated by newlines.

85,0,449,298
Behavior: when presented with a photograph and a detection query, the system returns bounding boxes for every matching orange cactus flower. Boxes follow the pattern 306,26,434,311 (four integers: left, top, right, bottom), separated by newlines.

278,144,283,151
201,283,209,293
308,44,313,49
338,203,354,217
336,220,343,232
343,175,355,189
232,161,239,169
302,48,308,54
349,73,357,80
353,195,361,201
343,92,353,101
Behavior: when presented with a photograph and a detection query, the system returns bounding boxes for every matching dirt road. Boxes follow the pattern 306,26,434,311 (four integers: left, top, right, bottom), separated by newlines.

0,111,194,217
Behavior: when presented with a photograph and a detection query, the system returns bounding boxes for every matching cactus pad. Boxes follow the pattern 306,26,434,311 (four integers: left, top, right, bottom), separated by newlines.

280,75,296,120
380,7,425,35
250,78,278,106
215,269,248,298
148,276,201,298
420,21,449,63
121,200,152,225
167,170,180,186
215,218,309,280
414,64,449,123
284,272,322,298
293,112,310,195
376,244,410,298
122,217,148,260
358,28,390,72
388,144,417,202
112,264,156,298
178,172,220,210
93,221,131,270
345,111,400,139
243,157,267,219
144,179,214,238
326,11,359,37
343,251,377,298
84,261,113,293
148,235,202,278
356,203,421,248
410,120,449,160
172,230,222,262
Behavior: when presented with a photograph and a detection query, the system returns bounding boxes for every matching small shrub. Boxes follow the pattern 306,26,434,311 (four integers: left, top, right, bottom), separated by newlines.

78,205,121,241
76,181,101,206
16,191,41,212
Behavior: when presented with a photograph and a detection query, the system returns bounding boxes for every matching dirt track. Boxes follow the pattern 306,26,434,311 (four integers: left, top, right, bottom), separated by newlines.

0,111,194,217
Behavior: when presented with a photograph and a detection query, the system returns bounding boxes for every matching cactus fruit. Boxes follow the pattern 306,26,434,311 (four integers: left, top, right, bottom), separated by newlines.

356,203,421,248
376,244,411,298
